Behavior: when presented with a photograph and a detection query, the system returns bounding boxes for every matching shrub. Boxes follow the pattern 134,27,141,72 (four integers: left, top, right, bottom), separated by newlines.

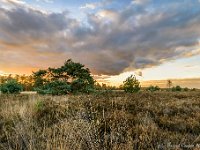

71,78,95,94
172,85,182,92
0,79,22,94
122,75,140,93
146,85,160,92
35,80,71,95
183,87,189,91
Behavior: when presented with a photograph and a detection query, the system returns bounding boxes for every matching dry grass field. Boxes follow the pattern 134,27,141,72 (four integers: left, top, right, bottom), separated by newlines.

0,91,200,150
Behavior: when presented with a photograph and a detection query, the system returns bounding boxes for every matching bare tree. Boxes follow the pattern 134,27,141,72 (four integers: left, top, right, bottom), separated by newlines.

167,80,172,89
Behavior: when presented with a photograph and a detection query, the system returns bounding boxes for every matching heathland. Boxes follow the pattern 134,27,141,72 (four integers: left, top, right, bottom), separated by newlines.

0,91,200,150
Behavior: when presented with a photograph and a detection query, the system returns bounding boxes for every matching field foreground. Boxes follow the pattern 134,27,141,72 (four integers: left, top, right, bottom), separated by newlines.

0,92,200,150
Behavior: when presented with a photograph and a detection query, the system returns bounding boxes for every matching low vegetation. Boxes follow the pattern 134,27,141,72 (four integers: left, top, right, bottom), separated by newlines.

0,91,200,150
146,85,160,92
171,85,181,92
0,79,22,94
0,59,199,149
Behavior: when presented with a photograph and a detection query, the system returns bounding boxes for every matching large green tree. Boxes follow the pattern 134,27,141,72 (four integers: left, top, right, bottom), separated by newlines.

33,59,95,95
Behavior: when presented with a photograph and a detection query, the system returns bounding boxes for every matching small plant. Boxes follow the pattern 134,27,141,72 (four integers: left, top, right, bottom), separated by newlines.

0,79,22,94
191,88,196,91
122,75,140,93
35,100,44,111
146,85,160,92
183,87,189,91
172,85,182,92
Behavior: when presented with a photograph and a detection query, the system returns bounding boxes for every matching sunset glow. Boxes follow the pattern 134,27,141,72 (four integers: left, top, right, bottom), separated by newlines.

0,0,200,88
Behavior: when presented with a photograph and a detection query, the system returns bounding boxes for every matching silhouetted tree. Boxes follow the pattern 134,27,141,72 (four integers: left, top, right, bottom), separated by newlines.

167,80,172,89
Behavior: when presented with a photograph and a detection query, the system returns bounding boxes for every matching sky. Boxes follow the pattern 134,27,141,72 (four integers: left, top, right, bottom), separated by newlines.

0,0,200,88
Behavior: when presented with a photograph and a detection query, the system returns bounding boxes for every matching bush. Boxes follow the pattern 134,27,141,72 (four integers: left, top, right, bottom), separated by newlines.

183,87,189,91
146,85,160,92
172,85,182,92
0,79,22,94
71,78,95,94
35,80,71,95
123,75,140,93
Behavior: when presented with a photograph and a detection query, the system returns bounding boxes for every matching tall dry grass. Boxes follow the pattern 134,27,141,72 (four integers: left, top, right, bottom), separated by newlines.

0,91,200,150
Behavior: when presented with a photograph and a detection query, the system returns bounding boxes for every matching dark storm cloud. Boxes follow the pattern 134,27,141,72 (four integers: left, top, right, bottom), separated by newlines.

0,0,200,75
0,6,75,43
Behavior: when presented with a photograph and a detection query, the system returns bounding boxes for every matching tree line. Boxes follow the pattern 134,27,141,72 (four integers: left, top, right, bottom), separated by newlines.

0,74,34,91
0,59,118,94
0,59,196,94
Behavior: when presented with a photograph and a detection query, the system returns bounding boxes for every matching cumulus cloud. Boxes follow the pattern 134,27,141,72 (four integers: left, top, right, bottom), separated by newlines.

0,0,200,75
132,0,150,5
1,0,26,5
36,0,54,3
80,3,97,10
80,0,114,10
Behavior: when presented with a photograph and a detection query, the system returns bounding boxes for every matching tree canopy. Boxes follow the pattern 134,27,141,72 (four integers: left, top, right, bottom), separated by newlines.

122,75,140,93
33,59,95,95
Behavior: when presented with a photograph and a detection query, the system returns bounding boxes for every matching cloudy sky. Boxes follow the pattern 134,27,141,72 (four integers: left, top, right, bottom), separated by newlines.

0,0,200,87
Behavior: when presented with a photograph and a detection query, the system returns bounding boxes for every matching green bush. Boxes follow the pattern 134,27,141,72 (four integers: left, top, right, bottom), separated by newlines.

35,81,71,95
0,79,22,94
172,85,182,92
191,88,196,91
183,87,189,91
71,78,94,94
146,85,160,92
123,75,140,93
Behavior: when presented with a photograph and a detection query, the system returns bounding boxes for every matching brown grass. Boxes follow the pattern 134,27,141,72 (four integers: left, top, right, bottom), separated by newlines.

0,91,200,150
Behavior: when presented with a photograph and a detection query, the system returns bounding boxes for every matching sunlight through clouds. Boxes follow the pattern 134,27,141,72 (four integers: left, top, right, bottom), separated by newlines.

0,0,200,87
